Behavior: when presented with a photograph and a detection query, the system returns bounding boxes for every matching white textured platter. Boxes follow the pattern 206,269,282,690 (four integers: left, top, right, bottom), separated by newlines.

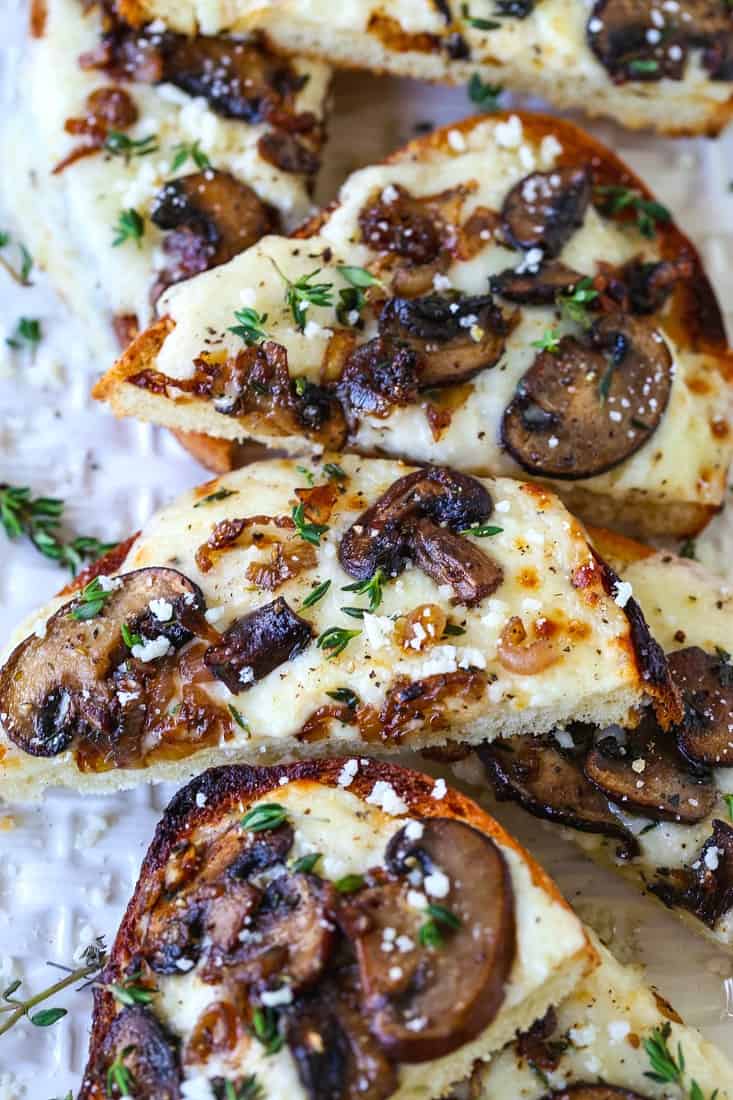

1,2,733,1095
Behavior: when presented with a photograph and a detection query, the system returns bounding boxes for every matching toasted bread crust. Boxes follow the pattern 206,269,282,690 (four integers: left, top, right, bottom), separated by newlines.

80,757,596,1092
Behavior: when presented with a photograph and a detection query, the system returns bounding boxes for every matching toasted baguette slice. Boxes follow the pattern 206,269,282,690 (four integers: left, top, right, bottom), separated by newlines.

95,112,733,539
477,530,733,948
78,758,596,1099
0,455,678,801
0,0,330,361
116,0,733,137
476,930,733,1098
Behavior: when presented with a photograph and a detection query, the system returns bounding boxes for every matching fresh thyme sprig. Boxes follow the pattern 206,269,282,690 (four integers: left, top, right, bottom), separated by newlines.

193,488,238,508
113,208,145,248
532,328,561,354
467,73,504,110
228,704,249,732
643,1022,718,1100
104,131,159,161
0,230,33,286
595,185,671,239
558,277,598,328
103,975,158,1008
229,307,269,346
271,259,334,331
460,3,501,29
6,317,42,353
121,622,143,650
170,140,210,172
317,626,361,658
335,265,383,326
107,1046,135,1097
301,579,331,608
241,803,288,833
0,484,117,575
70,577,113,621
0,938,108,1038
251,1005,284,1055
292,502,329,546
221,1077,263,1100
341,568,385,615
418,904,461,950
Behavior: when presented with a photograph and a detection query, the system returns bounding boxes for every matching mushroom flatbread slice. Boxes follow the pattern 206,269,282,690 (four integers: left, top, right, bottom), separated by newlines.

472,527,733,950
115,1,733,136
95,111,733,538
77,757,597,1100
0,0,331,361
0,454,678,800
473,929,733,1099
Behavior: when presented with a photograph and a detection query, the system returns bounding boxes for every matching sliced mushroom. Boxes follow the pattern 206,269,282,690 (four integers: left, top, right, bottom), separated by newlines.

204,596,312,694
584,713,716,824
218,872,337,992
587,1,733,83
338,338,420,423
502,312,673,479
490,261,582,305
85,1006,181,1100
653,819,733,929
159,34,308,121
0,568,205,759
540,1088,650,1100
501,167,591,257
339,466,493,582
478,735,639,858
620,256,693,315
670,647,733,767
378,293,508,386
258,131,321,176
287,967,398,1100
411,518,504,606
151,171,274,296
358,184,442,264
344,818,515,1062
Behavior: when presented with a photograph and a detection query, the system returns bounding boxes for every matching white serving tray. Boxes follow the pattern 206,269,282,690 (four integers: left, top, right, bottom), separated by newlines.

1,4,733,1093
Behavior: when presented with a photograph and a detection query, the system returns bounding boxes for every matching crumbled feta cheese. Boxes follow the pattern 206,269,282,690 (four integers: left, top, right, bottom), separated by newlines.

554,728,575,750
608,1020,631,1043
195,792,208,808
362,613,394,651
97,575,123,592
613,580,633,609
495,114,523,149
631,758,646,774
366,780,408,816
149,598,173,622
175,956,196,972
424,870,450,898
705,846,721,871
131,635,173,662
261,985,294,1007
239,666,255,685
433,273,452,291
431,778,447,800
181,1074,215,1100
381,184,399,204
303,319,333,341
404,820,424,840
447,128,467,152
569,1024,596,1048
337,759,359,788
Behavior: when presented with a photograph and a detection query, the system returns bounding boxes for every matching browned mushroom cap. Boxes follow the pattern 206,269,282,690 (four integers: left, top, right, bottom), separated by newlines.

0,568,205,759
258,131,321,176
339,466,493,582
540,1087,650,1100
502,312,673,480
670,647,733,767
84,1006,181,1100
501,168,591,257
584,712,716,824
151,170,274,295
412,518,504,607
620,256,693,315
587,1,733,82
220,872,337,992
159,34,308,121
378,293,509,386
338,338,420,423
204,597,312,694
358,184,442,264
478,735,639,858
654,819,733,929
490,261,582,305
287,967,398,1100
344,818,515,1062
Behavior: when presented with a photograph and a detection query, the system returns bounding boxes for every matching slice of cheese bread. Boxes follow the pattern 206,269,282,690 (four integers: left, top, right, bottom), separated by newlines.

476,929,733,1098
115,0,733,137
0,0,330,361
0,454,678,801
478,527,733,949
94,112,733,539
77,758,596,1100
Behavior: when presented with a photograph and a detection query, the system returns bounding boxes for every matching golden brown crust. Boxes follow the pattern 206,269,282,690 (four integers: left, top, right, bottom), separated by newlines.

81,757,595,1084
92,316,175,401
586,526,655,573
171,429,285,473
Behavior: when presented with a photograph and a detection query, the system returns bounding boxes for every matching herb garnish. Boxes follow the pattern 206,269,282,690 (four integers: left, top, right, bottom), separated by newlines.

335,265,382,325
291,853,322,874
558,277,598,328
296,465,315,486
418,904,461,950
104,977,157,1007
323,462,347,481
679,538,697,560
0,484,117,575
70,577,113,621
104,131,159,161
6,316,42,353
326,687,359,708
193,488,238,508
467,73,504,110
292,502,329,546
242,803,288,833
229,306,269,346
334,874,365,894
302,579,331,608
113,208,145,248
251,1006,284,1055
107,1046,136,1097
461,523,503,537
724,793,733,822
317,626,361,658
629,58,660,76
228,704,250,732
223,1076,263,1100
443,622,466,637
341,568,385,614
171,140,211,171
121,622,143,649
0,230,33,286
271,259,334,331
595,185,671,239
532,328,561,354
643,1021,717,1099
0,938,107,1037
460,3,501,29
